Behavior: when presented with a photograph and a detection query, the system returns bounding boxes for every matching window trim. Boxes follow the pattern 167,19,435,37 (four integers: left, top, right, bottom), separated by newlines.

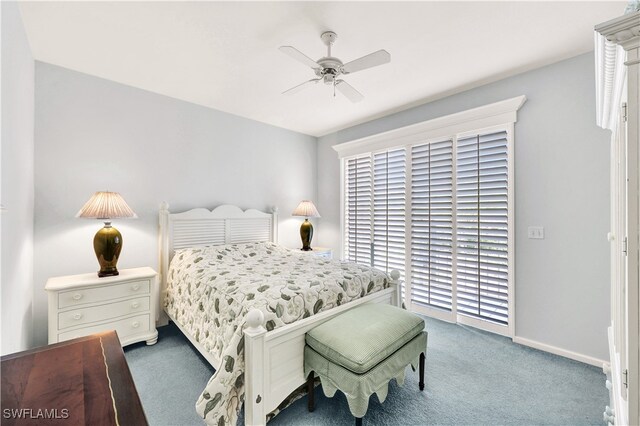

336,97,524,338
333,95,526,159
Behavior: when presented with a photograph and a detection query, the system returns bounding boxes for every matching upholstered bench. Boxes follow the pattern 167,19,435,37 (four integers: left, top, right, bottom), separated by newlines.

304,303,427,425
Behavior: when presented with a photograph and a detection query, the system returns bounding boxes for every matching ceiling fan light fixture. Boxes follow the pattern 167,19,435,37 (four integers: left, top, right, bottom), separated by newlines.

279,31,390,102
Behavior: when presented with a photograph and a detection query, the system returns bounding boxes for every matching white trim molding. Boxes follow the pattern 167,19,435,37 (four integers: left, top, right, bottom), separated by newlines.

332,95,526,158
513,336,607,368
596,11,640,51
608,326,628,426
594,11,640,130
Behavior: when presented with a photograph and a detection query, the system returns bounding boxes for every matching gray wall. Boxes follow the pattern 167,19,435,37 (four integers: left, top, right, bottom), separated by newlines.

317,52,611,361
33,62,317,346
1,2,35,355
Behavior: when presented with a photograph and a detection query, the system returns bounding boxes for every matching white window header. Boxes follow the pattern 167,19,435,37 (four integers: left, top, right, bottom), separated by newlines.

332,95,526,159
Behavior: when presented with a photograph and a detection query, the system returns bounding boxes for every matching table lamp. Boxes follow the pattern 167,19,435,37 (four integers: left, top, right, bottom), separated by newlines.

76,191,137,277
292,200,320,251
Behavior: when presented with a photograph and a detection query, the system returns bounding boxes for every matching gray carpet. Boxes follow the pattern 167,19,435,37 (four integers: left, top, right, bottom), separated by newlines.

124,317,607,425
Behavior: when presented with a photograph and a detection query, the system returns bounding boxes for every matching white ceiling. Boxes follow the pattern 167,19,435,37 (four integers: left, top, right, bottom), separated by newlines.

19,1,626,137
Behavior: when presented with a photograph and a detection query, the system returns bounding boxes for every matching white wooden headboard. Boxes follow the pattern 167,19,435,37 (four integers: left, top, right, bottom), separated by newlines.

157,202,278,321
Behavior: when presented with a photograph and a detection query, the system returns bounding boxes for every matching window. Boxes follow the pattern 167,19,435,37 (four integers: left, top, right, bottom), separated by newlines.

410,140,454,312
344,155,372,266
344,149,406,279
372,149,406,278
456,131,509,325
338,96,523,336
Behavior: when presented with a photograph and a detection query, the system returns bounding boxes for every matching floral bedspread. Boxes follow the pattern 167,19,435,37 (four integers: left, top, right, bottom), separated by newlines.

164,242,389,425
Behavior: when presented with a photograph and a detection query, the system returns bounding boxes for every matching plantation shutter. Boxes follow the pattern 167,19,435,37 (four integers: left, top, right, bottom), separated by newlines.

373,149,406,278
345,155,372,265
456,130,509,325
410,140,454,311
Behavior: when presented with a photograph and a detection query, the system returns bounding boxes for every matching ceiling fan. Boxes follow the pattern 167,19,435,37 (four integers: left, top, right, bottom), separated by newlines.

279,31,390,103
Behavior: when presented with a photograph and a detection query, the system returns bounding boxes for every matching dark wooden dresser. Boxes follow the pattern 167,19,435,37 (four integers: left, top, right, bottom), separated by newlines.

1,331,147,425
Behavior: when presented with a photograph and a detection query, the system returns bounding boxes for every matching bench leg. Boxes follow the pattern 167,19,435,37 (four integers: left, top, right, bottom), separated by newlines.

307,372,315,412
419,352,425,391
355,417,363,426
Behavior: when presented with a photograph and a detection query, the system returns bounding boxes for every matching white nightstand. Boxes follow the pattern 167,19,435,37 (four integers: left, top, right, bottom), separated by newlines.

299,247,333,259
45,267,158,347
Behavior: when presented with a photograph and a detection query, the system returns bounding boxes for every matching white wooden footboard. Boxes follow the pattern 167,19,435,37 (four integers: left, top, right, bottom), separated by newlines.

243,271,402,426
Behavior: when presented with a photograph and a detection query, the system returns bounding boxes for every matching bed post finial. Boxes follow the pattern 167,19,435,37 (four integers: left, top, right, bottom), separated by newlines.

160,201,170,213
244,308,267,425
246,309,266,333
389,269,402,308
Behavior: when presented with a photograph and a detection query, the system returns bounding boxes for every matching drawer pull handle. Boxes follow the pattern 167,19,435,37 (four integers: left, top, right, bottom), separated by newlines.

72,293,83,300
72,313,83,320
132,321,140,328
131,302,140,309
131,284,140,291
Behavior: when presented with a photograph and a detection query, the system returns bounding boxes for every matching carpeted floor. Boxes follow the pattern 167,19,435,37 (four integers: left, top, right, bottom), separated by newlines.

124,317,607,425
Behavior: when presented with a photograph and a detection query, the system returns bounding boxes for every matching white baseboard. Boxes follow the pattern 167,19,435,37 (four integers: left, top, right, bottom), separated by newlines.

512,336,606,367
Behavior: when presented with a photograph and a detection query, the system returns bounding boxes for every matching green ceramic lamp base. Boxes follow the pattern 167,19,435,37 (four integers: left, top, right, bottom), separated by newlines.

300,219,314,251
94,222,122,277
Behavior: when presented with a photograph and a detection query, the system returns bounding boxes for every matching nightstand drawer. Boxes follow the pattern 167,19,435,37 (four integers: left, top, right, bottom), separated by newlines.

59,279,150,308
58,296,150,330
47,267,158,347
58,314,151,342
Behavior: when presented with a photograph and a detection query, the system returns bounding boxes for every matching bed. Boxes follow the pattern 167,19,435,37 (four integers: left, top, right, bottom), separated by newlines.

157,203,401,426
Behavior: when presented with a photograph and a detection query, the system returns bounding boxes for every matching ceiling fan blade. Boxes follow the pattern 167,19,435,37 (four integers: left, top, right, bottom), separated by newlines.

279,46,321,70
342,49,390,74
282,78,321,95
336,80,364,103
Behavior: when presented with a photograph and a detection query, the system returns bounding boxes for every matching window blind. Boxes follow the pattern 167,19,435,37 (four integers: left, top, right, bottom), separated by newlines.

456,130,509,325
373,149,406,279
342,126,511,332
345,155,372,266
410,140,454,311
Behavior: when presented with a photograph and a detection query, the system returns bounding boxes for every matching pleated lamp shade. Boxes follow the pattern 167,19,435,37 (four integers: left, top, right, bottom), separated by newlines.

291,200,320,218
76,191,137,220
77,191,136,277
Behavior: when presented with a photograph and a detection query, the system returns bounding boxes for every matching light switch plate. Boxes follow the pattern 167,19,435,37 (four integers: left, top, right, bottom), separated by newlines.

528,226,544,239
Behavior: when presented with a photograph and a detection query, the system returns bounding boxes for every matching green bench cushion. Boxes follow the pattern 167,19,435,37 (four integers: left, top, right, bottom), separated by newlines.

305,303,424,374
